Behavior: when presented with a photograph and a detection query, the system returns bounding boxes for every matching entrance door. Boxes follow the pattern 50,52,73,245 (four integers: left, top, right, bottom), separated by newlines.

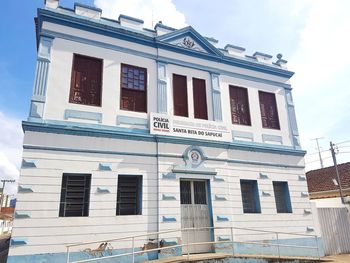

180,180,212,254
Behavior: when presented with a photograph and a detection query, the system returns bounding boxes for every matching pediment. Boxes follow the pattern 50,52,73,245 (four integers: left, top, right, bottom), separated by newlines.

156,26,222,56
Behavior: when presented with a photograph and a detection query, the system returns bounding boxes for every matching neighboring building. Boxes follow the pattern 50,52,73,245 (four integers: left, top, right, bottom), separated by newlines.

306,162,350,206
306,163,350,255
9,0,321,262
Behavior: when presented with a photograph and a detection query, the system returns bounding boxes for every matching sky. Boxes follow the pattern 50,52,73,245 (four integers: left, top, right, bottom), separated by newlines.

0,0,349,194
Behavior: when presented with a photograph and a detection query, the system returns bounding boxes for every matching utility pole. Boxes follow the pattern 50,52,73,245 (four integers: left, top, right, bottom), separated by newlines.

0,179,15,210
311,137,324,168
330,141,344,203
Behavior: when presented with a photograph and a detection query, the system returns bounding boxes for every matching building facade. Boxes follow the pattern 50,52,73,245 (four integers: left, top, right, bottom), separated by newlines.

9,0,321,262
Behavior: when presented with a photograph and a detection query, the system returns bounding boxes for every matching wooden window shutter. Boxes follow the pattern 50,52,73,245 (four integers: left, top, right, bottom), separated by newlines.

193,78,208,120
69,54,102,106
120,64,147,113
259,91,280,129
229,86,251,125
173,74,188,117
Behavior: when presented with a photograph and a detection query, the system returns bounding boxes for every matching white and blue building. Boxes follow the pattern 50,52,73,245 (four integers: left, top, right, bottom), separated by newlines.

9,0,322,262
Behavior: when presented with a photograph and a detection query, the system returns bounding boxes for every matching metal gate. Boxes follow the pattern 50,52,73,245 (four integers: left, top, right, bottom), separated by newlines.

318,207,350,255
180,180,212,254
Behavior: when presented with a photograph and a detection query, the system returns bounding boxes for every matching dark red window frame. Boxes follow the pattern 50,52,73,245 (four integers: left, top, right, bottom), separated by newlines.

173,74,188,117
120,64,147,113
259,91,280,130
192,78,208,120
69,54,103,107
229,85,251,126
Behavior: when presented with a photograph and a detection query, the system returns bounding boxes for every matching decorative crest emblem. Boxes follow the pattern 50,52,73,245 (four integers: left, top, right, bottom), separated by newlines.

183,37,195,48
189,150,201,165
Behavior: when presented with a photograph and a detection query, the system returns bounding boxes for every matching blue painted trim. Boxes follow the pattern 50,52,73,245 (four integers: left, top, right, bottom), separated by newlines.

224,44,245,52
10,238,27,246
98,163,112,171
172,166,217,175
74,3,102,13
64,109,102,123
162,216,176,222
262,191,271,196
162,194,176,200
154,23,176,31
285,90,301,149
29,101,45,119
156,26,222,56
116,115,148,128
32,59,49,100
215,195,227,201
232,130,254,141
119,14,144,24
217,236,231,241
96,187,111,193
157,62,168,113
22,120,307,157
21,159,36,168
262,134,283,144
37,8,294,79
298,175,306,181
207,180,215,243
211,74,223,121
306,226,314,232
304,209,312,215
301,192,309,197
217,215,229,222
162,173,176,179
253,52,273,59
14,212,31,219
214,176,225,182
205,36,219,43
259,173,269,179
18,185,34,193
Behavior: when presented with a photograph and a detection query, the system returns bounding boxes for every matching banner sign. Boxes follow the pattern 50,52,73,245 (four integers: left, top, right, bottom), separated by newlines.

150,113,231,142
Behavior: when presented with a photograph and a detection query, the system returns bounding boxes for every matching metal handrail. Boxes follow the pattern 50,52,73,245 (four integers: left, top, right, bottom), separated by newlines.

66,226,320,263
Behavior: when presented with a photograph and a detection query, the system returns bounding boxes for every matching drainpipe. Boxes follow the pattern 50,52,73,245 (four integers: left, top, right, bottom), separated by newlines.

155,136,160,240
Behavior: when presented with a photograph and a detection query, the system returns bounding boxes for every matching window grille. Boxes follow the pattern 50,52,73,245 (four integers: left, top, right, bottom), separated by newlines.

273,181,292,213
59,173,91,217
240,180,261,213
116,175,142,215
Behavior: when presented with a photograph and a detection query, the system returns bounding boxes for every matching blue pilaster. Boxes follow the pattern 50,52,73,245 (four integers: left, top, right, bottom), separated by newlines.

211,74,222,121
157,62,168,113
29,36,54,120
285,90,301,149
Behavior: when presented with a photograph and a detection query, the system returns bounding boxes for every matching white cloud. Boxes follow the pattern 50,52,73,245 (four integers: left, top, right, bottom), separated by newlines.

288,0,350,171
94,0,186,29
0,112,23,195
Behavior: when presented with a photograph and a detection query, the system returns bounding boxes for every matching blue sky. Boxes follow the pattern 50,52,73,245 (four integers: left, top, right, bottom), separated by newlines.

1,0,350,193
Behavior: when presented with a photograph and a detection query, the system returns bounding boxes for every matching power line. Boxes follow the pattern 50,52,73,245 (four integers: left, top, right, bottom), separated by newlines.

305,148,329,156
305,156,332,164
335,139,350,145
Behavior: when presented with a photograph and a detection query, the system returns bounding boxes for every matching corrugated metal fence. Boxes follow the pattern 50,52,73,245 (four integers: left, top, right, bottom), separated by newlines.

318,207,350,255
